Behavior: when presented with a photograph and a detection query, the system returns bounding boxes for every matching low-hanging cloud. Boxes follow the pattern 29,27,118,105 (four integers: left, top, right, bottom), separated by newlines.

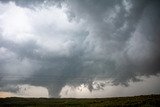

0,0,160,97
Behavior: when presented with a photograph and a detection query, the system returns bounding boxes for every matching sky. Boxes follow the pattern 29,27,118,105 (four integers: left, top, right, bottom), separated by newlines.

0,0,160,98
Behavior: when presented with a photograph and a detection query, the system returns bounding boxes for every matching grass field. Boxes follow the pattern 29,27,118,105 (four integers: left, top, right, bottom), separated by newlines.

0,94,160,107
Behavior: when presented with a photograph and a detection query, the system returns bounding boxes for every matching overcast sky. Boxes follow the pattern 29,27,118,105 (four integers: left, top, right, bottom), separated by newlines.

0,0,160,98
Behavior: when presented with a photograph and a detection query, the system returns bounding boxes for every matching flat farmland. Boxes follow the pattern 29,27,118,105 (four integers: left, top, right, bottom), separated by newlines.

0,94,160,107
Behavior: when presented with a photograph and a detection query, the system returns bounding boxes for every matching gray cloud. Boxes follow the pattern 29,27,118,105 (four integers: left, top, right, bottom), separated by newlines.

0,0,160,97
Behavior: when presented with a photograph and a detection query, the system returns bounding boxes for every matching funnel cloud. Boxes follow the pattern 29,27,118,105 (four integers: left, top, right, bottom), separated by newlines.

0,0,160,97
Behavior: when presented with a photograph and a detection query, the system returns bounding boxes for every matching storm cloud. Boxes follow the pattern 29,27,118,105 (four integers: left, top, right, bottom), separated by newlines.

0,0,160,97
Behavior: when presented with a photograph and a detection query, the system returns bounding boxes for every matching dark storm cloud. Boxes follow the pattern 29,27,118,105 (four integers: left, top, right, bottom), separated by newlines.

65,0,160,84
0,0,160,97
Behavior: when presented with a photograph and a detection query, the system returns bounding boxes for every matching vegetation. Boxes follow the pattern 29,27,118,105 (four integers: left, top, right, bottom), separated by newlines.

0,94,160,107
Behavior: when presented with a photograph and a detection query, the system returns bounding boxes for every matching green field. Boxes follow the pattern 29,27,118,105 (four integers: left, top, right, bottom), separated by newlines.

0,95,160,107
